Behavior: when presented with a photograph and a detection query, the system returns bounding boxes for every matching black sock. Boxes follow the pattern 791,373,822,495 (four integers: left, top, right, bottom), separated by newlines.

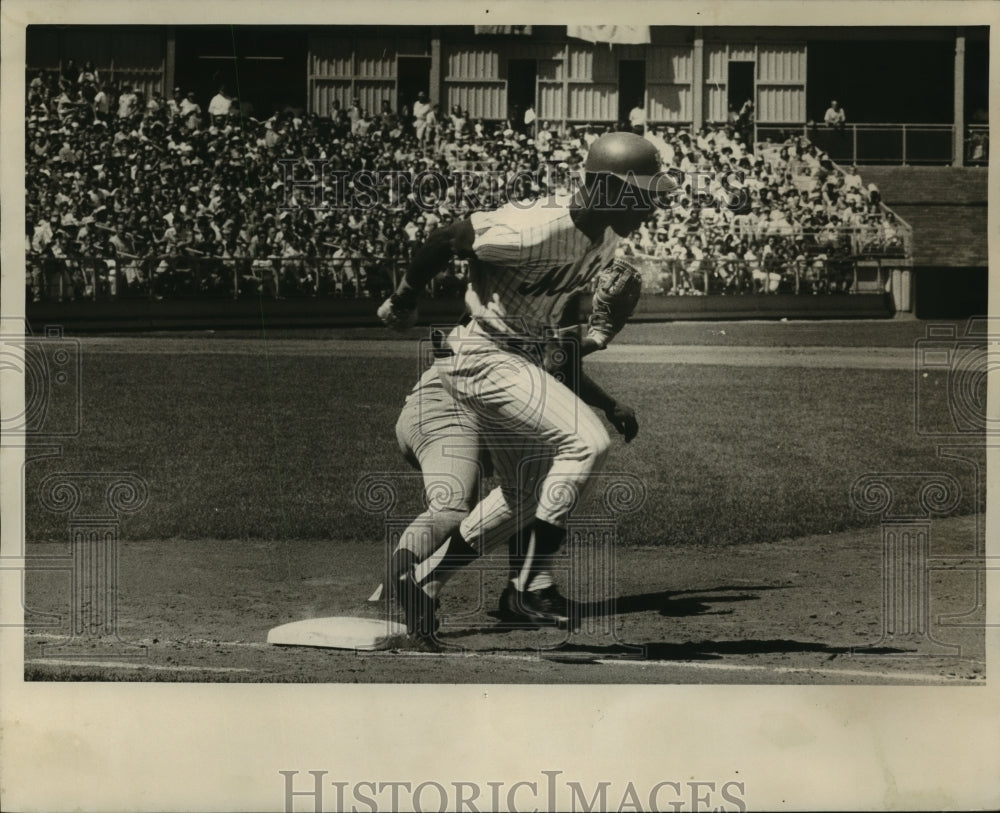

388,548,418,601
418,530,479,597
516,519,566,592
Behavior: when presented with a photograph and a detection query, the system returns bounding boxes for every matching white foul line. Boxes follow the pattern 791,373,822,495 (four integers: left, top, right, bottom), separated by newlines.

594,658,978,684
24,634,979,683
25,658,253,674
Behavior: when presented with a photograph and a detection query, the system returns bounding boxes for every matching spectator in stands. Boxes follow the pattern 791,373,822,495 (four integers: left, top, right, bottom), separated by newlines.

25,62,898,305
54,84,81,122
61,59,79,88
146,90,164,115
628,100,646,134
423,103,440,150
329,99,346,132
412,91,431,143
523,103,536,136
379,98,398,132
166,86,183,118
179,91,202,129
117,84,138,119
78,60,99,88
208,86,232,120
824,100,846,134
448,104,466,136
348,97,363,134
29,71,47,102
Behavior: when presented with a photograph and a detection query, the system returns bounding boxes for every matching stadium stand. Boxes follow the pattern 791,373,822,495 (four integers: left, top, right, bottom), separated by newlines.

25,67,913,310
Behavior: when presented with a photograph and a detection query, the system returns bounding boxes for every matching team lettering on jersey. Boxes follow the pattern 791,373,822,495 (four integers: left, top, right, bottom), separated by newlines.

516,252,607,298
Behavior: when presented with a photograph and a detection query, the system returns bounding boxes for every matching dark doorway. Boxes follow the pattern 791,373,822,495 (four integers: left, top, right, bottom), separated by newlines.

174,26,307,119
727,61,755,118
618,59,646,127
506,58,537,130
397,56,432,118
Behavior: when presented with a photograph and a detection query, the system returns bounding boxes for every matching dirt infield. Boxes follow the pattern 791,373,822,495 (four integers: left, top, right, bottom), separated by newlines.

23,515,984,684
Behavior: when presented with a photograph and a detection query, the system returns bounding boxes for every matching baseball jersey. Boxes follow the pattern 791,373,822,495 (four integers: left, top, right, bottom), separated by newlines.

465,197,619,340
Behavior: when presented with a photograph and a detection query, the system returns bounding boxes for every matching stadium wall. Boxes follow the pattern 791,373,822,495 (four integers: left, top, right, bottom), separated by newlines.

25,294,895,333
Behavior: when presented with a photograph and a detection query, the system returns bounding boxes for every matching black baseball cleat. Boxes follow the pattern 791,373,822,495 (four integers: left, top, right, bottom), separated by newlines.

395,570,440,645
499,584,572,628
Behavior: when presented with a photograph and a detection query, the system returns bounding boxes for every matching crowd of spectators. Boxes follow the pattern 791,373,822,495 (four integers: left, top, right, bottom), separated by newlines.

25,63,909,303
620,130,906,294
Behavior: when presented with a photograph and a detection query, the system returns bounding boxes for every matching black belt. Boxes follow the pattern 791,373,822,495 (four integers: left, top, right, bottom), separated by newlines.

432,324,545,362
431,314,472,358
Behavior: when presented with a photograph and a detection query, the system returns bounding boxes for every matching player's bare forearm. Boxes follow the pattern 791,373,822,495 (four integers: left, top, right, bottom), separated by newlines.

579,371,638,442
379,219,475,329
579,370,615,413
395,219,475,304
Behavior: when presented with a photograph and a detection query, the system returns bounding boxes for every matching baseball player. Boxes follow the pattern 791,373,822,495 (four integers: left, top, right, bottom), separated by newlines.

378,132,676,639
383,265,643,644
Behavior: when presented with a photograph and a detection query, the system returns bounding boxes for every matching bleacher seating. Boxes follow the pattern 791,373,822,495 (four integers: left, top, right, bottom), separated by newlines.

24,65,918,304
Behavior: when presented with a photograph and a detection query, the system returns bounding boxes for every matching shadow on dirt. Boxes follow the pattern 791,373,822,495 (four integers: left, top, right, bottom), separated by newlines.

476,584,786,628
537,640,909,663
582,585,787,619
447,584,911,661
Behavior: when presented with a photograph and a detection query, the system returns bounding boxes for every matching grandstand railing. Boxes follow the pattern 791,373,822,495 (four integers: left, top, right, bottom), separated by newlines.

755,123,989,166
26,251,910,304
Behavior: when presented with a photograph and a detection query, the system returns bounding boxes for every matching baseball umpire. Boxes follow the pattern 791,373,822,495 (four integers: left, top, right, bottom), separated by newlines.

378,131,676,641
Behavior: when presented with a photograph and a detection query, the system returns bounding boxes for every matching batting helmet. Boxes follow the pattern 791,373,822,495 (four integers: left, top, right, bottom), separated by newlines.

584,132,676,195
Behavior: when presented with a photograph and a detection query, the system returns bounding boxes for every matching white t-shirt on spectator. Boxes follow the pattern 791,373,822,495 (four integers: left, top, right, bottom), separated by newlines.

179,98,200,117
824,106,846,126
413,99,431,123
118,92,137,118
208,93,231,117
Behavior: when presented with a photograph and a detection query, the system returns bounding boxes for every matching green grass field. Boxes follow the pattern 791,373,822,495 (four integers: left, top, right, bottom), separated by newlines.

23,335,977,548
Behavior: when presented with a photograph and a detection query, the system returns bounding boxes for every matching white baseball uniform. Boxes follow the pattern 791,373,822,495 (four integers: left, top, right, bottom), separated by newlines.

434,197,620,544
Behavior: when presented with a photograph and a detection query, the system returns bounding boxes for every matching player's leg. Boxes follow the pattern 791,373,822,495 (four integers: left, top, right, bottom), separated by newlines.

389,406,482,640
442,350,612,623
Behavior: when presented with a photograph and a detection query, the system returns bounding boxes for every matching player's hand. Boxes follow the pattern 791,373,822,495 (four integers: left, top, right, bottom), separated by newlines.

605,402,638,443
377,292,418,330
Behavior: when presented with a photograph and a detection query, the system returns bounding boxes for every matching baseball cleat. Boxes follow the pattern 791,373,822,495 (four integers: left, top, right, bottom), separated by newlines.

499,584,572,628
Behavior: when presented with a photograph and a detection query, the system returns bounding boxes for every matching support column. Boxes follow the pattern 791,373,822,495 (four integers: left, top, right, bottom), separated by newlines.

561,40,570,132
165,26,176,97
692,27,704,132
954,31,966,167
429,27,442,107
